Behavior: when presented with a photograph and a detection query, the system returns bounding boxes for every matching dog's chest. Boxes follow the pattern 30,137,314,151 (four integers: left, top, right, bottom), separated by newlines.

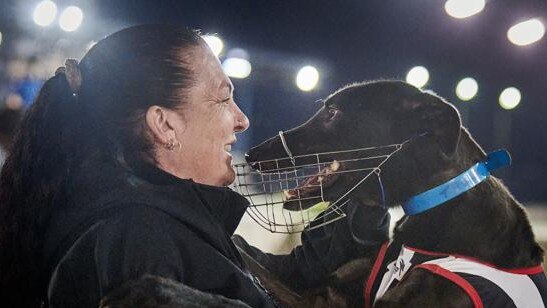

374,246,415,300
367,244,547,308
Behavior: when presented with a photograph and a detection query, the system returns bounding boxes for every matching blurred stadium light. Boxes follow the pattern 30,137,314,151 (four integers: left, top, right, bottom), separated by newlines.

508,19,545,46
0,31,2,46
33,0,58,27
444,0,485,19
406,66,429,88
296,65,319,92
223,58,251,79
59,6,84,32
202,34,224,57
222,48,251,79
456,77,478,101
499,87,521,110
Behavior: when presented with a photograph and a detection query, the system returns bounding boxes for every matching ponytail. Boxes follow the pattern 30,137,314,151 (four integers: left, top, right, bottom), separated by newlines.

0,25,204,306
0,69,84,305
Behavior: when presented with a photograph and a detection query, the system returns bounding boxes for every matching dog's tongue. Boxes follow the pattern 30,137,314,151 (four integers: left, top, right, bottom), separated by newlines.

283,160,340,200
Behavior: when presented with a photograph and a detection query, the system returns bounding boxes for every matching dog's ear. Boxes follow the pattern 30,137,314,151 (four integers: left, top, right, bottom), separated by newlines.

400,92,462,156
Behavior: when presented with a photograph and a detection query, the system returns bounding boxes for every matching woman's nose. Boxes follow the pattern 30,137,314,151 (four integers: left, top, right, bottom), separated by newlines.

234,104,250,133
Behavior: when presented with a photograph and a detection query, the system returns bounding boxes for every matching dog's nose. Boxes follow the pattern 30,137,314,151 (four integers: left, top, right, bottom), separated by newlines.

245,152,253,163
245,152,260,170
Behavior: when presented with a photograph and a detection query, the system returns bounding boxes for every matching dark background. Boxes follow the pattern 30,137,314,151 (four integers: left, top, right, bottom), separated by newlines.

1,0,546,202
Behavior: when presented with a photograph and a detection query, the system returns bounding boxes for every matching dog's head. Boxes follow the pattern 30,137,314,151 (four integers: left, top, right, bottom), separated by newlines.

246,80,462,210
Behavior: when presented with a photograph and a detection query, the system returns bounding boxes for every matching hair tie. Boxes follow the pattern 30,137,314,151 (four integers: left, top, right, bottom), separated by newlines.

55,59,82,96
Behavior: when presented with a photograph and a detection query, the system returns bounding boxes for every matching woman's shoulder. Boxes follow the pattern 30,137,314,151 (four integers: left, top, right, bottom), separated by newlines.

47,206,191,307
99,204,193,240
63,203,232,265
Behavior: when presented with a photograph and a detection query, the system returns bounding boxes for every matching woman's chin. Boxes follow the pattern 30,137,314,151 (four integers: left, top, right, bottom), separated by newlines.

224,170,236,186
214,166,235,187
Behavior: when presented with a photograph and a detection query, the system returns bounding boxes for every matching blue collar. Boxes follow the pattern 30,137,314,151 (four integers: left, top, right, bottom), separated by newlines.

402,149,511,215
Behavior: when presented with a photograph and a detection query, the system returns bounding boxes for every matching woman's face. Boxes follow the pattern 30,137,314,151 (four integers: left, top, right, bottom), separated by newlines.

169,45,249,186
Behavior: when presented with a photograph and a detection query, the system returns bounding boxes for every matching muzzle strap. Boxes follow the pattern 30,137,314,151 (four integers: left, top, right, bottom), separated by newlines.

375,169,386,208
278,131,296,166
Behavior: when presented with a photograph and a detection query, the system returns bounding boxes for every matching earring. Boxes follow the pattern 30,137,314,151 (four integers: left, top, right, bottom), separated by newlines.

165,140,181,151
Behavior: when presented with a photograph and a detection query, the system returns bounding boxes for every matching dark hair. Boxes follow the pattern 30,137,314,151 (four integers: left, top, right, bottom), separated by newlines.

0,108,22,149
0,24,203,306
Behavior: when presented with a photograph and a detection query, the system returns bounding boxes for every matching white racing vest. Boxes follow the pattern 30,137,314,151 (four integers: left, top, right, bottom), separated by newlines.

364,242,547,308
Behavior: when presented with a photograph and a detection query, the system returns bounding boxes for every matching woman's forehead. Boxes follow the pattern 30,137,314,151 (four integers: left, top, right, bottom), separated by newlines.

192,47,230,88
217,79,233,94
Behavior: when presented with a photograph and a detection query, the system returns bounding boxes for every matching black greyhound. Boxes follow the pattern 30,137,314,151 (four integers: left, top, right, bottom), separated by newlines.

240,80,546,307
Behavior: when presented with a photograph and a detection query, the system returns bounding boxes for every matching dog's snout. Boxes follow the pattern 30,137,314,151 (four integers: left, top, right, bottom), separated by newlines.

246,140,277,163
245,152,256,163
245,151,260,169
245,135,296,171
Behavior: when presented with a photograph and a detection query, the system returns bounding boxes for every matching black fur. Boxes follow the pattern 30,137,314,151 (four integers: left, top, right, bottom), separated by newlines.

99,275,251,308
244,80,543,307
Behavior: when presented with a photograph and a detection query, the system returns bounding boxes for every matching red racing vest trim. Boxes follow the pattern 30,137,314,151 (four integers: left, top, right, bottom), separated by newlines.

364,241,390,308
416,263,483,308
363,242,547,308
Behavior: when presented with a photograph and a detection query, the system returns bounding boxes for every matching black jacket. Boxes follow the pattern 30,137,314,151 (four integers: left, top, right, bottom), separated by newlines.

233,200,390,292
41,159,276,308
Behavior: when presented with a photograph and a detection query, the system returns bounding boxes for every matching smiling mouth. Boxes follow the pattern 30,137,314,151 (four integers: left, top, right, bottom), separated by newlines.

282,160,341,210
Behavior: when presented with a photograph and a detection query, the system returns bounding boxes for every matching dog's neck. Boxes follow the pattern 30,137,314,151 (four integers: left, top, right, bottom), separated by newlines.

387,130,543,268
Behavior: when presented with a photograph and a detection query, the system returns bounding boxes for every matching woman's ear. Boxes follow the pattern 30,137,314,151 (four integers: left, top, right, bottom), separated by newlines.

145,105,176,145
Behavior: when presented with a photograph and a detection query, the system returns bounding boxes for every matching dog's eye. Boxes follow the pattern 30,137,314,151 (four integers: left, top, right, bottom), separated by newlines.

327,108,339,120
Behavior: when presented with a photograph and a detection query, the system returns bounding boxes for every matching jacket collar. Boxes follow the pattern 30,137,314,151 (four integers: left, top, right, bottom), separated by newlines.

129,160,248,235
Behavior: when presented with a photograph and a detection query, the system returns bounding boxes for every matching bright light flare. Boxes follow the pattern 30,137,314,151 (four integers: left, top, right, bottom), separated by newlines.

0,31,3,46
296,66,320,91
406,66,429,88
223,48,251,79
33,0,58,27
455,77,479,101
499,87,521,110
203,35,224,57
59,6,83,32
445,0,485,19
223,58,251,79
507,19,545,46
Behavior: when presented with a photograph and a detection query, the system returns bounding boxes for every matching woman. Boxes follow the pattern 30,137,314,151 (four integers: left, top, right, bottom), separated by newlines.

0,24,273,307
0,25,389,307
